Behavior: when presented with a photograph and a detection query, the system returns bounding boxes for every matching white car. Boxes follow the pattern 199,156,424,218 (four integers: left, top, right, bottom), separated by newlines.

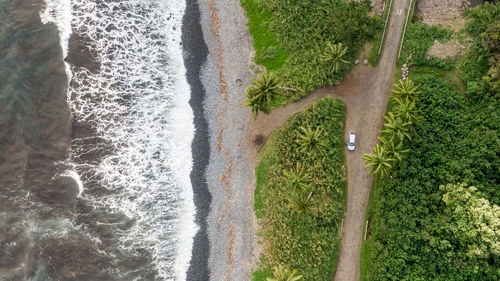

347,132,356,151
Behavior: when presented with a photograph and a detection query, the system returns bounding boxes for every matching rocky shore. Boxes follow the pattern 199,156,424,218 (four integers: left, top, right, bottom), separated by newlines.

185,0,259,280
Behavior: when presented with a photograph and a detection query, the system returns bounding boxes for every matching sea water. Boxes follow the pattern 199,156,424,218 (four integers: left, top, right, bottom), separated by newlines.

40,0,197,280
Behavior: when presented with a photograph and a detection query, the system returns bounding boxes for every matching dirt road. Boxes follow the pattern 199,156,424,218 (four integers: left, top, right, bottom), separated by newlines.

248,1,410,280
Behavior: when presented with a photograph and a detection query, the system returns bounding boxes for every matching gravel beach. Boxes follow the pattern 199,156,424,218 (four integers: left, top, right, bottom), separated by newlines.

185,0,259,280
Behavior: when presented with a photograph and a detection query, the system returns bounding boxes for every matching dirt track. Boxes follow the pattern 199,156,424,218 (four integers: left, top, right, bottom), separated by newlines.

248,0,410,280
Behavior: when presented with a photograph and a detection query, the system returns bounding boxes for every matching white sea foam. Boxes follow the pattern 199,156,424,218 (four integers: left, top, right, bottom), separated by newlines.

39,0,73,82
39,0,197,280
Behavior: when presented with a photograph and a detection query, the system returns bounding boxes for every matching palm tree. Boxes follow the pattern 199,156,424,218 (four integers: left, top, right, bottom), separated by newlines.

295,126,327,154
244,72,281,119
378,136,409,161
391,79,420,100
392,96,423,125
362,144,394,178
267,265,303,281
289,191,316,219
320,42,349,73
282,163,311,191
382,112,413,142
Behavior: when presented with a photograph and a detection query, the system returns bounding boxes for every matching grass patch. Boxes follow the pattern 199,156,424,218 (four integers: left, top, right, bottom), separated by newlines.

241,0,383,104
252,97,347,280
360,178,378,281
241,0,288,71
252,266,272,281
254,130,278,219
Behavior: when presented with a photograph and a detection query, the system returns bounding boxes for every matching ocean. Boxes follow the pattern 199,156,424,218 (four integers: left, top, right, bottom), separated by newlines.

0,0,199,280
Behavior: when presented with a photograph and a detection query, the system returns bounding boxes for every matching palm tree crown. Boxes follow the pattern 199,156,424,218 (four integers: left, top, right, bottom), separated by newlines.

362,144,394,178
289,191,316,219
382,112,413,142
378,136,409,161
320,42,349,73
295,126,327,154
267,265,303,281
282,163,311,191
245,72,281,119
391,79,420,100
393,96,423,125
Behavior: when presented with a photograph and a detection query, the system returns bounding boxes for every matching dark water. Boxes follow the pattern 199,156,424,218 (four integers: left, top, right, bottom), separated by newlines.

0,0,188,280
0,0,79,279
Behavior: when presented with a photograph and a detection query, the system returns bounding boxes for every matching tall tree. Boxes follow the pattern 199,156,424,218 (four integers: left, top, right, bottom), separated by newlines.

391,79,420,100
320,42,349,73
382,112,413,141
392,96,423,125
282,163,311,191
289,191,316,219
440,183,500,258
378,136,409,161
295,126,327,154
267,265,303,281
362,144,394,178
244,72,281,119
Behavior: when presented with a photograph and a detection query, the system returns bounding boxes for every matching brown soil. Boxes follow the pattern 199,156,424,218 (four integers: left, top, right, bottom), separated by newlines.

415,0,474,29
370,0,387,16
428,39,466,59
247,0,411,280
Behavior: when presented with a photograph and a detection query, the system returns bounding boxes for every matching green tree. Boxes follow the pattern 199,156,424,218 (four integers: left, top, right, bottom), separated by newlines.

320,42,349,73
483,56,500,97
362,144,394,178
282,163,311,191
244,72,281,119
392,96,423,125
267,265,303,281
382,112,413,141
289,191,317,219
391,79,420,100
295,126,326,154
440,183,500,258
378,136,409,161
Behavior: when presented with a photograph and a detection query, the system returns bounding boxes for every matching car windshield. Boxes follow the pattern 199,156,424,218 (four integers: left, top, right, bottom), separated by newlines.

348,142,354,146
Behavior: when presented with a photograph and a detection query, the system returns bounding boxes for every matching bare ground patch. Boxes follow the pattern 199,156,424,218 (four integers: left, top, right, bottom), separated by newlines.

428,39,466,59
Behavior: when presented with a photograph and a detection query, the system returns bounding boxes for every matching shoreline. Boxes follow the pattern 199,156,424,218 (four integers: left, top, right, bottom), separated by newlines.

186,0,260,280
183,0,211,280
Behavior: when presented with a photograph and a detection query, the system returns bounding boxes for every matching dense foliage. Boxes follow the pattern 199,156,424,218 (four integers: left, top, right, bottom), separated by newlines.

254,97,346,280
241,0,382,103
363,3,500,280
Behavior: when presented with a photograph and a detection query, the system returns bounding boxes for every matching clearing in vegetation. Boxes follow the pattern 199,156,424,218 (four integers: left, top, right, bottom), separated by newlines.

362,2,500,280
241,0,382,103
253,97,347,281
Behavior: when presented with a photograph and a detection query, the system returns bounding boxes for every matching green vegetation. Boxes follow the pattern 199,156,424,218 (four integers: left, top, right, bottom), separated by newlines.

399,22,454,68
241,0,382,103
362,3,500,280
320,42,349,74
245,72,282,119
267,265,303,281
253,97,346,280
363,79,421,178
